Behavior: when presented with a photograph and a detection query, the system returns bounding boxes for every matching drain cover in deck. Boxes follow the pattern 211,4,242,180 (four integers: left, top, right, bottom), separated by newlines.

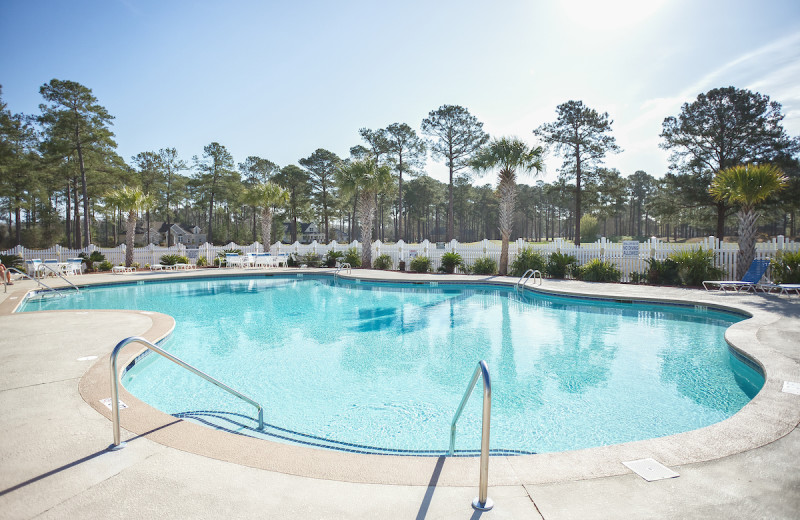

622,458,679,481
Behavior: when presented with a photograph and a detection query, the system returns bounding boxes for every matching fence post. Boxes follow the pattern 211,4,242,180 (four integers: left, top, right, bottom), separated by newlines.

482,238,489,257
397,239,405,261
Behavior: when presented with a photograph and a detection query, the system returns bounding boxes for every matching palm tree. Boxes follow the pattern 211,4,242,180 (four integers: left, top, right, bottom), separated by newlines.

243,182,289,251
335,159,392,268
105,187,154,267
470,137,544,275
709,163,787,279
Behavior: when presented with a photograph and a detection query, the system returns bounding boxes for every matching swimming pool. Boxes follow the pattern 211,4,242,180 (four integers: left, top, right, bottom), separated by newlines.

21,275,763,455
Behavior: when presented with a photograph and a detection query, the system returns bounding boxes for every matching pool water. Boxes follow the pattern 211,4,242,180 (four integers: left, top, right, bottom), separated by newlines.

21,275,763,455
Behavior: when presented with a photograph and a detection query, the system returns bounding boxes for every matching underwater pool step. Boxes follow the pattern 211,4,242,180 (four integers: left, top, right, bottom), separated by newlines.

173,410,535,457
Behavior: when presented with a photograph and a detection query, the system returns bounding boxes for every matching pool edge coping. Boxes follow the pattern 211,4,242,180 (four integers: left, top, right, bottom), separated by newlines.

8,268,800,486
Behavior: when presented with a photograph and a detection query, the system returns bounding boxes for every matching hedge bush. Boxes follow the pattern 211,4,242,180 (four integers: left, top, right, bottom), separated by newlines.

509,247,546,277
409,256,432,273
373,254,393,270
470,256,497,275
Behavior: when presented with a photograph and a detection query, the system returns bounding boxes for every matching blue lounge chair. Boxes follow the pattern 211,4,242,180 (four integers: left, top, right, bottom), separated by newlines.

702,258,771,293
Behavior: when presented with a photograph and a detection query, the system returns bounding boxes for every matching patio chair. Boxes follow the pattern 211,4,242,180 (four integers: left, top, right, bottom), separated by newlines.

225,253,243,268
26,259,44,278
150,264,177,271
42,259,60,277
778,284,800,296
175,262,197,270
253,253,273,268
64,258,83,276
702,259,771,293
274,253,289,268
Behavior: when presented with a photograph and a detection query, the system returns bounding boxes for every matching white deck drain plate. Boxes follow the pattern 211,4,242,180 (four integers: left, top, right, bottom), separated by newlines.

782,381,800,395
622,458,679,481
100,398,128,410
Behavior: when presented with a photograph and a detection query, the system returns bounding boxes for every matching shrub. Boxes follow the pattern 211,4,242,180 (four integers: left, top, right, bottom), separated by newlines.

160,254,187,265
770,250,800,284
509,247,546,277
0,254,23,270
373,254,393,270
629,271,649,284
343,247,361,268
646,257,680,285
286,254,298,267
196,256,208,267
575,258,621,282
470,256,497,275
299,252,322,267
546,252,578,279
132,262,140,269
669,248,724,287
409,256,432,273
438,252,463,273
324,250,344,268
79,251,106,272
98,260,113,272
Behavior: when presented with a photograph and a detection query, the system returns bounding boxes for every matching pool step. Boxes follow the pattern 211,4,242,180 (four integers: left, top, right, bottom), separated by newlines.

173,410,534,457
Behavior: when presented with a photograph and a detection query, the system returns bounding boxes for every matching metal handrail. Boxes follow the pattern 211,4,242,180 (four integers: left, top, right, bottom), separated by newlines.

108,336,264,450
41,264,81,292
3,267,64,297
516,268,542,288
449,360,493,511
334,262,351,276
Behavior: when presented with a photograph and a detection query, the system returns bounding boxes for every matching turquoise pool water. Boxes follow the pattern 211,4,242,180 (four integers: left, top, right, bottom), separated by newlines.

20,275,763,455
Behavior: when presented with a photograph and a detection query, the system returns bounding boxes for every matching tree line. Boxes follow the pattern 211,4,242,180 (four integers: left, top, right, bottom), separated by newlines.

1,80,799,258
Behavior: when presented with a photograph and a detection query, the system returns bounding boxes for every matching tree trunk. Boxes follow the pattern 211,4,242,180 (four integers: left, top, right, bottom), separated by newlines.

357,191,375,268
574,152,582,246
260,207,273,252
737,208,759,279
125,210,136,267
74,123,91,247
498,178,516,276
73,179,81,249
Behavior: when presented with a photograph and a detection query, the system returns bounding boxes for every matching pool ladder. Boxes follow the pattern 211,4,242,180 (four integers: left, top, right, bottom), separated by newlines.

450,360,493,511
108,336,264,450
334,262,351,277
516,269,542,289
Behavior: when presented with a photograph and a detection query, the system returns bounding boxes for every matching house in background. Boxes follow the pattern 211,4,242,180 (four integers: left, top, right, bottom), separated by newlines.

282,222,325,243
160,223,206,246
133,221,206,246
134,222,163,246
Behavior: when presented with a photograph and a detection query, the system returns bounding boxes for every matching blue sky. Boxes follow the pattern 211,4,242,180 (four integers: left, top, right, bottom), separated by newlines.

2,0,799,185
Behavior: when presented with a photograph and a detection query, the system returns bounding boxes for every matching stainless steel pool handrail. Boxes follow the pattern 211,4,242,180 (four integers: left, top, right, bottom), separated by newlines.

3,267,64,297
516,268,542,288
41,264,81,292
334,262,351,276
108,336,265,450
449,360,493,511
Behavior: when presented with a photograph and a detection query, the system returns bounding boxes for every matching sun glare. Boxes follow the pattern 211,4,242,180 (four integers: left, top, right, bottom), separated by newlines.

562,0,668,30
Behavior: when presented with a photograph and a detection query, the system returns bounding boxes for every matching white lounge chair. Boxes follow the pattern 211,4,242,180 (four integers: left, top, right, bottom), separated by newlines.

225,253,244,268
253,253,273,268
703,259,771,293
150,264,177,271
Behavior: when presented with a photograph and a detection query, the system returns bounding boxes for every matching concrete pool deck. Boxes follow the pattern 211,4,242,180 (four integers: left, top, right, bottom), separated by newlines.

0,267,798,519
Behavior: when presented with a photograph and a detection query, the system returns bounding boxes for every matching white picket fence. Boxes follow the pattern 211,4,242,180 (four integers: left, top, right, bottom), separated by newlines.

2,235,797,283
